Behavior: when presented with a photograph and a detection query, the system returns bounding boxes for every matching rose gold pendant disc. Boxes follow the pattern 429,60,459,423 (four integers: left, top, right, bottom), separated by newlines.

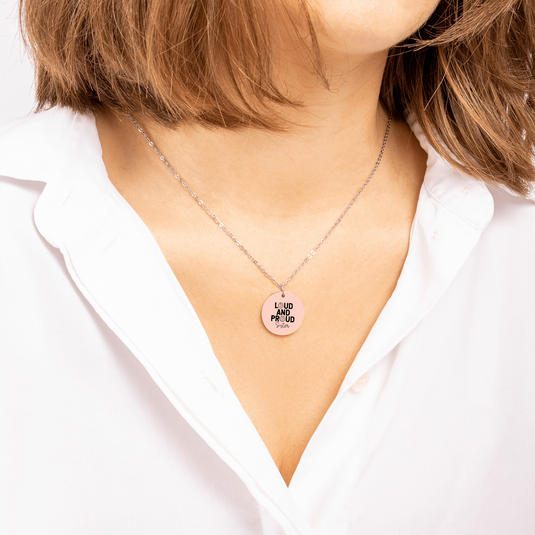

261,291,305,336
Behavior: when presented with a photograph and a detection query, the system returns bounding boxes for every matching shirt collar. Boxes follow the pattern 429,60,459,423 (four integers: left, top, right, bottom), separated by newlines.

339,115,496,391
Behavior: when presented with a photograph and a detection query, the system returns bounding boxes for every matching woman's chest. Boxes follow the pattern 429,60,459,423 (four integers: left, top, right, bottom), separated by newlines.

151,216,412,484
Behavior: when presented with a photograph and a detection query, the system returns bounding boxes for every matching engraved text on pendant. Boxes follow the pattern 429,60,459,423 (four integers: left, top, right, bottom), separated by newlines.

261,291,305,336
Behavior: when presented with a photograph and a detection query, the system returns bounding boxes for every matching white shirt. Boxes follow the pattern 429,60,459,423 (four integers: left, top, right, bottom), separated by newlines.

1,108,534,535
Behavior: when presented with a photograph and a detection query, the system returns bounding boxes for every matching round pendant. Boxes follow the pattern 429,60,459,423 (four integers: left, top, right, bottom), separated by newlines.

261,291,305,336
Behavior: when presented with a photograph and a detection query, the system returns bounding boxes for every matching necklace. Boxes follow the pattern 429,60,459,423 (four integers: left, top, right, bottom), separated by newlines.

127,112,392,336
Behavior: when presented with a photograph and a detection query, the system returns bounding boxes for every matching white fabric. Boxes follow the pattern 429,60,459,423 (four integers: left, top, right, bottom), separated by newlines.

1,108,534,535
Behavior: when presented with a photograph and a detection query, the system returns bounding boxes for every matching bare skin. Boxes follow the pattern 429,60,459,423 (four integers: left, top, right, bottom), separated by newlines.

95,3,433,485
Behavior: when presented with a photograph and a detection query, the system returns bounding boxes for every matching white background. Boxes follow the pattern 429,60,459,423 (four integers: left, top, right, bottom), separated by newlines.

0,0,36,126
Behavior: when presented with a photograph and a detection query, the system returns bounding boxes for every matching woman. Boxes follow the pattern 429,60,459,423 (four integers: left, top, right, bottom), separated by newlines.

1,0,534,533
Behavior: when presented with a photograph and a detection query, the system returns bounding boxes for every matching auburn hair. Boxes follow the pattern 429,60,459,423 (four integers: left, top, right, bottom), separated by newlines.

20,0,535,196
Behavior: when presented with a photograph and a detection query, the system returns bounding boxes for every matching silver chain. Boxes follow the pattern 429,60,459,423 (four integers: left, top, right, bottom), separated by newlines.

127,112,392,296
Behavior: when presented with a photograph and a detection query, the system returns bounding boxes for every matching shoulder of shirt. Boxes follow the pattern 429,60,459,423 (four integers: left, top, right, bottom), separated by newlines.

404,113,535,206
0,107,96,186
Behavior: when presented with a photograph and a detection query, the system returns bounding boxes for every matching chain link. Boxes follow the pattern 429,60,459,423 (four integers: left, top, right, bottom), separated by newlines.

127,112,392,296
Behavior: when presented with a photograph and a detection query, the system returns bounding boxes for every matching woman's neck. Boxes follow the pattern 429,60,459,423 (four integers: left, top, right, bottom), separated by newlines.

97,46,423,221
